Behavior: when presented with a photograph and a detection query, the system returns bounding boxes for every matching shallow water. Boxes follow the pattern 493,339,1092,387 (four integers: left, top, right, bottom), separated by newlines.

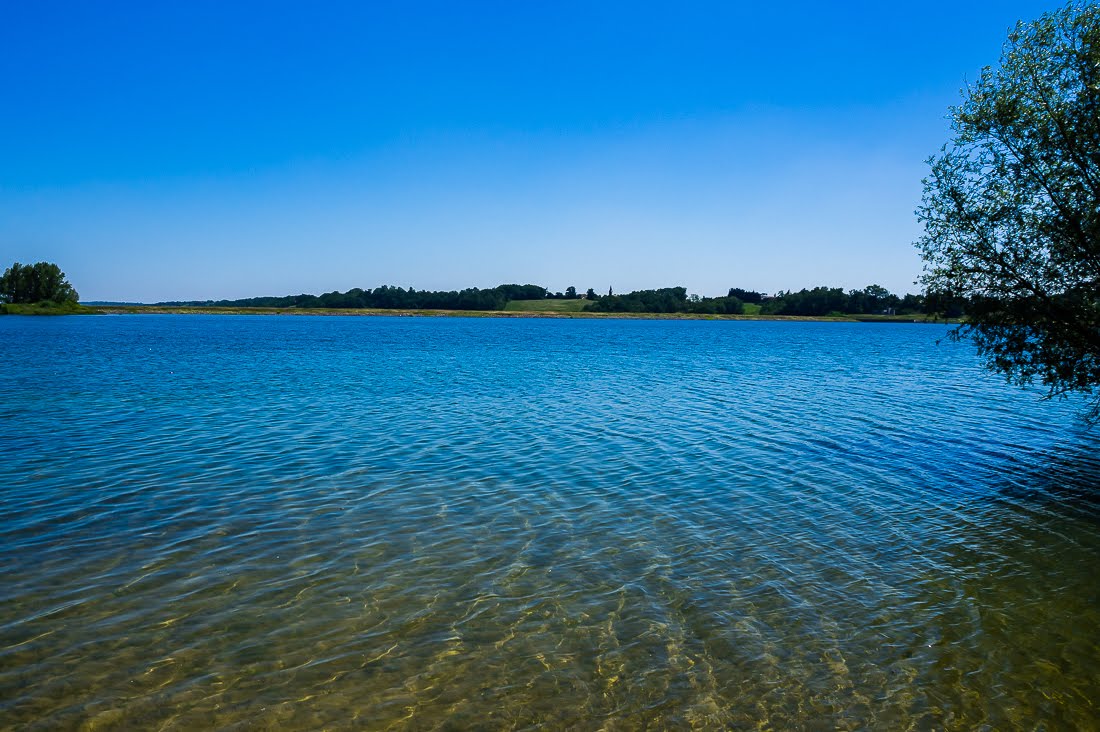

1,315,1098,730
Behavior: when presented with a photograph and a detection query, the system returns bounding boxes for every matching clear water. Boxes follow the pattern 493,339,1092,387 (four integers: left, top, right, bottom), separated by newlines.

1,315,1098,730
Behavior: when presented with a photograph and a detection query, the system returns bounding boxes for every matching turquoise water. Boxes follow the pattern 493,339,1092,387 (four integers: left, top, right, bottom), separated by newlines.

2,315,1098,729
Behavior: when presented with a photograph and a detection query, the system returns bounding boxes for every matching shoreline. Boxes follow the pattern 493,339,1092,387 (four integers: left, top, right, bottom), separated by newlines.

83,305,949,323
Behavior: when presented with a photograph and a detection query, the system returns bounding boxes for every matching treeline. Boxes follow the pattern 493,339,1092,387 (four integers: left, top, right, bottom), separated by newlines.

160,283,552,311
758,287,970,317
759,286,927,316
160,282,961,316
586,285,942,316
588,287,747,314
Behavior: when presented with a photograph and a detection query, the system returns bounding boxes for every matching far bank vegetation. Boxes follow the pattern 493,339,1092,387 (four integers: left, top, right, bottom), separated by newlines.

163,283,953,318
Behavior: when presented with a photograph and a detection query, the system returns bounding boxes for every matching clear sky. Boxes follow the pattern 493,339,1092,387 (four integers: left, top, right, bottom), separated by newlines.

0,1,1070,302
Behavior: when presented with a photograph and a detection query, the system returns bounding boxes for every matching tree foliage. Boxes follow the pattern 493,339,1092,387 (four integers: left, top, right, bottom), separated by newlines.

587,287,745,314
916,3,1100,421
760,285,924,316
727,287,764,304
167,281,935,317
165,283,548,311
0,262,79,304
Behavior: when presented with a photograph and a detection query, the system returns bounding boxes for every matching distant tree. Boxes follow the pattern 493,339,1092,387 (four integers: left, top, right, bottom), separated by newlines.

0,262,79,304
589,287,690,313
916,4,1100,421
713,295,745,314
588,286,749,314
565,286,577,299
862,284,892,312
585,288,597,300
727,287,764,304
846,284,899,314
898,293,925,314
923,291,968,319
495,284,548,301
763,287,849,316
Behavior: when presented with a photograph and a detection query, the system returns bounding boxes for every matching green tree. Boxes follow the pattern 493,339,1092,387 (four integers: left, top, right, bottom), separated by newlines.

727,287,764,304
762,287,849,316
0,262,79,304
916,4,1100,421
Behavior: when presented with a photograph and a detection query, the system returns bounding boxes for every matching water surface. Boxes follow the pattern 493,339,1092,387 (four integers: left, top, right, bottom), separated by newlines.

2,315,1098,729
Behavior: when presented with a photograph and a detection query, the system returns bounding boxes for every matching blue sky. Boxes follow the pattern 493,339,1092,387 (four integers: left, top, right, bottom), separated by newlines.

0,1,1069,301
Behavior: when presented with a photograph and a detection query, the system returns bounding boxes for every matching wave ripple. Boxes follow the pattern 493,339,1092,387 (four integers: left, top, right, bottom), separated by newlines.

1,316,1098,729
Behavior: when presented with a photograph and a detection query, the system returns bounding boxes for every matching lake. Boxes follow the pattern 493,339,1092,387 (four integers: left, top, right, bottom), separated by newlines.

2,315,1098,729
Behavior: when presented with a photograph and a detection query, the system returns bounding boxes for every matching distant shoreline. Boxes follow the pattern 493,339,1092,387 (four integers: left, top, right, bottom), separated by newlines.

83,305,948,323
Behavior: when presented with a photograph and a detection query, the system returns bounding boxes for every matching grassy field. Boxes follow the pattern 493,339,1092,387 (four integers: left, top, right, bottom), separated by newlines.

503,299,591,312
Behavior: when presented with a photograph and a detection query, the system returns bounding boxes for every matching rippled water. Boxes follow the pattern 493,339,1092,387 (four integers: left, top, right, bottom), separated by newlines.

2,315,1098,730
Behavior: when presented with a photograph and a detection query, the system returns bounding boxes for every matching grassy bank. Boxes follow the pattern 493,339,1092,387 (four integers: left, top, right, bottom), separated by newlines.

85,304,950,322
1,301,96,315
